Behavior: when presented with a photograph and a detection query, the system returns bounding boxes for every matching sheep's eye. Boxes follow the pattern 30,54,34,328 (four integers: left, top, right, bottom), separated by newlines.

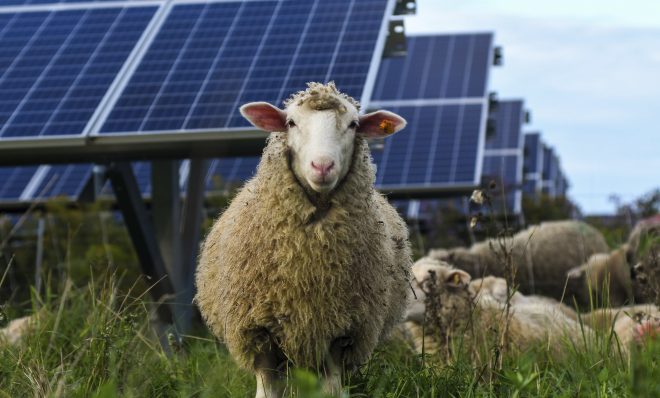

287,120,296,128
348,120,358,129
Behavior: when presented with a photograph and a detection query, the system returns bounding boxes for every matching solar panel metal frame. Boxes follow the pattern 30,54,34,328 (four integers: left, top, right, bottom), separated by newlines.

368,33,494,198
0,0,398,166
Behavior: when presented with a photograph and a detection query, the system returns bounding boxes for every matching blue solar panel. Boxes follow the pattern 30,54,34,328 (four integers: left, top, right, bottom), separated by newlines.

373,104,483,188
481,154,519,213
523,132,543,197
206,157,259,191
485,100,523,150
0,166,38,200
31,164,92,199
372,34,492,101
100,0,389,134
0,6,156,139
542,145,556,182
523,132,541,174
541,144,564,197
480,100,525,214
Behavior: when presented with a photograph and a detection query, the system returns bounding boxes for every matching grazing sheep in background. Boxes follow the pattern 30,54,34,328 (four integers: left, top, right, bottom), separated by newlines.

428,220,609,306
195,82,411,398
566,245,637,307
432,270,660,357
404,258,592,360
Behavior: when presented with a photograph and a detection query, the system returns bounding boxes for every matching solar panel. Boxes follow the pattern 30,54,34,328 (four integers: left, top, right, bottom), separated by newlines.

98,0,390,135
0,166,39,201
522,132,543,198
541,144,564,197
372,34,492,100
30,164,92,199
370,34,493,194
481,100,525,214
0,5,157,139
373,104,483,189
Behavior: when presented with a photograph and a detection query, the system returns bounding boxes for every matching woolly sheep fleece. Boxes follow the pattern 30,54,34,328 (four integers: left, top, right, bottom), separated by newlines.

195,132,412,370
405,258,592,360
429,220,609,302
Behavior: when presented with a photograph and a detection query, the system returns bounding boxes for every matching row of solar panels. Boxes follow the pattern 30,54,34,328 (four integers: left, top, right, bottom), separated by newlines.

523,132,568,199
0,26,495,204
0,0,568,218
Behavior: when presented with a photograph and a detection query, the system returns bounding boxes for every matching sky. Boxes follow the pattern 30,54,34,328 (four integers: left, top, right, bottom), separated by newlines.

405,0,660,214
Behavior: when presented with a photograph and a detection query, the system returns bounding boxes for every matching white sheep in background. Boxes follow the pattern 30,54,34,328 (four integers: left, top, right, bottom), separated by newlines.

405,257,593,360
195,82,412,398
413,265,659,359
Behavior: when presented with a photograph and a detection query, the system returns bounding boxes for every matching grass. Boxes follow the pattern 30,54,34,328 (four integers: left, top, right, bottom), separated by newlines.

1,273,659,398
1,200,659,397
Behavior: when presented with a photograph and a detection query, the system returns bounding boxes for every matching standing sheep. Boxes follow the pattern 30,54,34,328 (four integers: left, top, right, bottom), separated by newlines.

195,82,412,397
428,220,609,305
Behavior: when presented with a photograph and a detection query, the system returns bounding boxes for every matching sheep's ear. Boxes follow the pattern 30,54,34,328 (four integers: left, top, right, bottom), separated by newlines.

239,102,286,132
445,270,471,288
357,110,406,138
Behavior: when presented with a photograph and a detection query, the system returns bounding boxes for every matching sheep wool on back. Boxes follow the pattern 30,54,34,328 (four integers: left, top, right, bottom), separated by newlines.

195,132,411,370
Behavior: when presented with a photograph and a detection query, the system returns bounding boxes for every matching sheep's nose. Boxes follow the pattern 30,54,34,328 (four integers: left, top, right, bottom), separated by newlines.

311,159,335,177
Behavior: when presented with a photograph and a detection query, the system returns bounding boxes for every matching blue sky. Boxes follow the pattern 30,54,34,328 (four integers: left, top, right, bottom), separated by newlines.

406,0,660,214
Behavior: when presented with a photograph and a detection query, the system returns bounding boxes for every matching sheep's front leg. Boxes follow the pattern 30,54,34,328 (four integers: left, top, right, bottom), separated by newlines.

322,337,352,396
254,349,284,398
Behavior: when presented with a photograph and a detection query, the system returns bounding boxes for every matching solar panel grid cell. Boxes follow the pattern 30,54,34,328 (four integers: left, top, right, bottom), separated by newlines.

372,104,483,188
371,34,491,101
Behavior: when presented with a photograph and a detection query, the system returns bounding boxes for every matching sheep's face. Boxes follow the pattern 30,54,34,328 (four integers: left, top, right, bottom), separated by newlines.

405,258,471,323
240,84,406,195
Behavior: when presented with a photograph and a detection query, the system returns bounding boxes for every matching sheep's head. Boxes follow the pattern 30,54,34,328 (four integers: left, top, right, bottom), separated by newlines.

240,82,406,194
405,257,472,324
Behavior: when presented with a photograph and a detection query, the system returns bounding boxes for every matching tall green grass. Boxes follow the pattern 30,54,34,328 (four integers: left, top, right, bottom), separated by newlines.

1,272,658,398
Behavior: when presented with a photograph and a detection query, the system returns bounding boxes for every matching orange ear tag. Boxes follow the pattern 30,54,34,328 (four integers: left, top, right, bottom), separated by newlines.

379,119,395,134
